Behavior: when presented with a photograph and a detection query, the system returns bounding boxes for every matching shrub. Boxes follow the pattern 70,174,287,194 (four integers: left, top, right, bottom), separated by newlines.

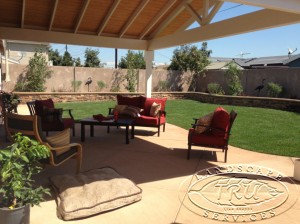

155,80,169,92
71,80,82,92
225,62,243,95
97,80,106,91
207,82,225,95
15,51,52,92
266,82,283,97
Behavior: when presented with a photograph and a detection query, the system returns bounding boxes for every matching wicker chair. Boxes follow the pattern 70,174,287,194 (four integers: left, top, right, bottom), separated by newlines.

5,113,82,174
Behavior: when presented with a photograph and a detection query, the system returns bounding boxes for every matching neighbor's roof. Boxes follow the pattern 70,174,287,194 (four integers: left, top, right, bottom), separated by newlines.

0,0,300,51
234,53,300,67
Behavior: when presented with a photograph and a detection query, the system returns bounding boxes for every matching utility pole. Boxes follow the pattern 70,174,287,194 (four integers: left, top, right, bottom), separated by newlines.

115,48,118,69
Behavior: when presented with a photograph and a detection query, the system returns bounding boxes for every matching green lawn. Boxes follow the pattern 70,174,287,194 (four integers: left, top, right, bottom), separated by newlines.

57,99,300,158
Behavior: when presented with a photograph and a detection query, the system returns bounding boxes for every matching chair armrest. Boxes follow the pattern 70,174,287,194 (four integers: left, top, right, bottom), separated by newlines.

62,109,74,120
50,143,81,151
158,110,166,117
108,107,114,115
192,118,198,124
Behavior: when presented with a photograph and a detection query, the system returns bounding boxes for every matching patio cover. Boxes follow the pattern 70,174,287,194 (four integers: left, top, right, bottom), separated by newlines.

0,0,300,96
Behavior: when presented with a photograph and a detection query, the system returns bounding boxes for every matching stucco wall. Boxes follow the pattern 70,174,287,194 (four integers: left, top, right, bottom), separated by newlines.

2,64,300,99
197,68,300,99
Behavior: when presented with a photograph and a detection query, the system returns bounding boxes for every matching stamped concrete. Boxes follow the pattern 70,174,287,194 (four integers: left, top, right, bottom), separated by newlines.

1,104,298,224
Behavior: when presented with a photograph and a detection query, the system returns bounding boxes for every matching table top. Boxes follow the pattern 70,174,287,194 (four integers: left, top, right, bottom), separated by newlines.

80,117,134,125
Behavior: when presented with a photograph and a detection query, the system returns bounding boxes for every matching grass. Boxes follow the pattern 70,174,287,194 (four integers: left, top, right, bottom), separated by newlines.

57,99,300,158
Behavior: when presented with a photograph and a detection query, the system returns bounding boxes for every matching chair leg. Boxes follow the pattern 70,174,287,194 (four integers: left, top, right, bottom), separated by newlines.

163,123,166,132
76,146,83,174
157,126,160,137
72,126,75,136
224,148,228,163
187,144,191,160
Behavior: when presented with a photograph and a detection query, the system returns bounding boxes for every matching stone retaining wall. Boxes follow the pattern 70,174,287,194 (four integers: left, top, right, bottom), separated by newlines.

16,92,300,113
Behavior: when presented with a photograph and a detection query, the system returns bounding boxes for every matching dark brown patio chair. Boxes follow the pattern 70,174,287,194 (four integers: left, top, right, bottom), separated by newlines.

5,113,82,174
187,107,237,162
26,99,75,136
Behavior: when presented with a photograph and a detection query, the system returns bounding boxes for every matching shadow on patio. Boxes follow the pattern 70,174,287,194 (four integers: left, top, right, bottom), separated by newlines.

0,118,299,224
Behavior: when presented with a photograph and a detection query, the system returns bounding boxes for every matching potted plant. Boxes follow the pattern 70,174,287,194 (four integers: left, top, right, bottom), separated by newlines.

0,133,50,224
0,91,21,113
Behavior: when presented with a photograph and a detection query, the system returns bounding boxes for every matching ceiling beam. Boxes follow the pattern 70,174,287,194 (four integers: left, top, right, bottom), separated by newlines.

49,0,59,31
221,0,300,14
0,27,148,50
185,3,202,25
148,9,300,50
74,0,90,33
149,0,192,39
139,0,177,40
202,1,223,25
119,0,150,38
202,0,209,18
174,0,216,34
97,0,121,36
21,0,26,28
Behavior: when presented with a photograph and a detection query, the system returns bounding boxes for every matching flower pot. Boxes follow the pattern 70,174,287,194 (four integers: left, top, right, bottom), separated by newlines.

0,204,30,224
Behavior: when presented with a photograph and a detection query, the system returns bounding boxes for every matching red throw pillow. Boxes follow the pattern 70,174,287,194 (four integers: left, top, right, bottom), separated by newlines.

211,107,230,136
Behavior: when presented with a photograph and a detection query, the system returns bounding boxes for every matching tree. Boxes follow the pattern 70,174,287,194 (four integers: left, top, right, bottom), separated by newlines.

74,57,82,67
15,51,52,92
118,50,145,69
61,51,73,66
225,62,243,96
168,43,212,91
118,50,145,92
84,48,101,67
48,47,62,65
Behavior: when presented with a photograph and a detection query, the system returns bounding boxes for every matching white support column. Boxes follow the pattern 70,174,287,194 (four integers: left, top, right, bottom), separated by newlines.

5,40,10,83
144,50,154,98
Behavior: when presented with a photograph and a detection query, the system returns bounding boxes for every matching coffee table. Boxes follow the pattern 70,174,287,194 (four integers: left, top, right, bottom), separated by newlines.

80,118,135,144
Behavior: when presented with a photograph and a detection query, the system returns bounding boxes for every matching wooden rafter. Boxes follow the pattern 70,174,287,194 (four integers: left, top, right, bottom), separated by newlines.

221,0,300,14
202,0,209,18
148,9,300,50
185,3,202,25
202,1,223,25
49,0,59,31
139,0,177,40
119,0,150,38
97,0,121,36
74,0,90,33
149,0,193,39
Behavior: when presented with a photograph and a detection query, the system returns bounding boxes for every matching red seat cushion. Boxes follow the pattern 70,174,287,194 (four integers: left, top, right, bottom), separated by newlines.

63,118,75,129
211,107,230,137
188,129,226,147
117,95,146,108
141,98,167,116
134,115,166,126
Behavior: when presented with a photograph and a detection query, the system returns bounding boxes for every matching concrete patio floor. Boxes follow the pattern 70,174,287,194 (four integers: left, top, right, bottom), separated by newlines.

1,104,299,224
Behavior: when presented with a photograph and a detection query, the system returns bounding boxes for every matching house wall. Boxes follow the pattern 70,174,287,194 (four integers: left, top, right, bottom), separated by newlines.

6,41,48,65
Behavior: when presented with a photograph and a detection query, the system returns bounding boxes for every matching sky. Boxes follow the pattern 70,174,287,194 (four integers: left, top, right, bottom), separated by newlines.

50,3,300,67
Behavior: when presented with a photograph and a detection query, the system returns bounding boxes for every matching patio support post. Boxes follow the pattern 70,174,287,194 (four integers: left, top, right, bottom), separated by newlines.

144,50,154,98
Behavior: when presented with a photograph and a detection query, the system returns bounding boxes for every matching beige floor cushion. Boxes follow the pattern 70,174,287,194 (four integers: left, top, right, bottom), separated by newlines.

49,167,142,220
